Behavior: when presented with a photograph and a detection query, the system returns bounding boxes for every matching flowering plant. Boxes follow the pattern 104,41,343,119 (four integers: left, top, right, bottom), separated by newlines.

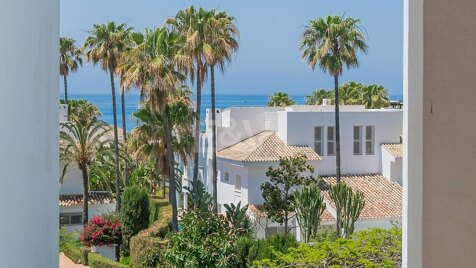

80,215,121,247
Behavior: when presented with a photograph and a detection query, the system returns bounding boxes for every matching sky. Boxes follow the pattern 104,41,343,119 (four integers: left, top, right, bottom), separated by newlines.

60,0,403,96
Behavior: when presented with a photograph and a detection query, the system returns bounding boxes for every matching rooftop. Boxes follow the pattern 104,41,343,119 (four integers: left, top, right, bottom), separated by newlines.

382,143,403,158
217,131,321,162
320,174,402,220
59,191,115,207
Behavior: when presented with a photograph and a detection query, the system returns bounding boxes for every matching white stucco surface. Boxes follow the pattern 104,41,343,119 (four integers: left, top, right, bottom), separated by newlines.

0,0,59,267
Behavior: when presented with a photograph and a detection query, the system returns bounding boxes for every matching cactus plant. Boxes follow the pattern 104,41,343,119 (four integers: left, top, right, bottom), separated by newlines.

293,184,326,243
329,182,365,238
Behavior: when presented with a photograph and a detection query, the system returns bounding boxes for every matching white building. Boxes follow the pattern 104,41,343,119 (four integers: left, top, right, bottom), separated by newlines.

184,104,404,239
59,105,116,233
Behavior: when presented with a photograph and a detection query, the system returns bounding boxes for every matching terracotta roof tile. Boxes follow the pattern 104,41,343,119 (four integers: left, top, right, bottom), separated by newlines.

59,192,115,207
319,174,402,220
382,143,403,158
217,131,320,162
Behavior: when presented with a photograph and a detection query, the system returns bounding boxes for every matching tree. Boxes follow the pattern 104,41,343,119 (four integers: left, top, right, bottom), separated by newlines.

165,6,213,189
361,84,390,109
339,82,364,105
267,92,295,107
260,155,317,237
305,89,334,105
203,10,239,213
59,37,83,105
83,22,132,211
224,202,253,237
122,27,187,232
293,184,326,243
300,15,367,237
60,100,111,225
120,186,150,256
329,182,365,238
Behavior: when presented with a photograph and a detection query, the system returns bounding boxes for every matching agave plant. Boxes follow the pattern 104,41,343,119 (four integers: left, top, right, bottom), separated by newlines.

224,202,253,236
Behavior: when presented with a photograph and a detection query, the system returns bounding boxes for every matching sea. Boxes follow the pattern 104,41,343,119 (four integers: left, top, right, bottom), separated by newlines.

68,93,403,132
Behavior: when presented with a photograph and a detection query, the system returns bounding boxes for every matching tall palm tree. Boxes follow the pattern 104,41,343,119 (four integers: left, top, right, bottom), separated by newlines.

300,15,367,237
83,22,132,211
122,27,186,232
60,101,111,225
339,82,364,105
305,89,334,105
361,84,390,109
165,6,213,188
59,37,83,104
267,92,295,107
203,10,239,213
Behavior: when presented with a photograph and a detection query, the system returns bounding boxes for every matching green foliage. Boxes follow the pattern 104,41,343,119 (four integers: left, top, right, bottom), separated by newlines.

184,179,213,211
59,226,77,250
129,162,161,192
362,84,390,109
293,184,326,243
224,201,253,237
247,235,298,265
261,155,317,235
252,227,402,268
121,186,150,256
236,237,255,268
305,89,334,105
312,226,337,243
89,253,129,268
162,209,237,268
329,182,365,238
60,242,89,265
129,236,165,268
267,92,295,107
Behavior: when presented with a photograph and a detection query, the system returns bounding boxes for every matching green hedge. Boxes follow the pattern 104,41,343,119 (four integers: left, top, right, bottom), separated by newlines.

89,253,129,268
129,236,166,268
61,243,89,265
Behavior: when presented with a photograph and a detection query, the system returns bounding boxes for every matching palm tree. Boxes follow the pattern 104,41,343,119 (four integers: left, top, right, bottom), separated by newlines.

122,27,186,232
361,84,390,109
60,101,111,225
305,89,334,105
203,10,239,213
165,6,213,188
300,15,367,237
83,22,132,211
59,37,83,104
339,82,364,105
267,92,295,107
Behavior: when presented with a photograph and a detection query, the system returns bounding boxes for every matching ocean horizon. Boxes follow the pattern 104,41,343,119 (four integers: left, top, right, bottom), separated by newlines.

67,93,404,132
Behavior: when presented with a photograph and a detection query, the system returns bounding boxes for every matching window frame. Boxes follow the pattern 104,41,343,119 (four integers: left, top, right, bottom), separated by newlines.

327,126,336,156
353,126,363,155
314,126,324,155
223,172,229,182
365,125,375,155
235,175,242,192
59,212,83,226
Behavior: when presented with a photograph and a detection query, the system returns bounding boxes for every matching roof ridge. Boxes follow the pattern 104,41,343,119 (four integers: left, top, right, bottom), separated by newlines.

244,131,277,161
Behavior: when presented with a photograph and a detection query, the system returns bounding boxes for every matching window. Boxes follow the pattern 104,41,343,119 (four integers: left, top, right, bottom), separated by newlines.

59,213,82,225
265,226,286,238
327,126,335,156
223,172,229,182
314,126,323,155
365,126,375,155
235,175,242,192
353,126,362,155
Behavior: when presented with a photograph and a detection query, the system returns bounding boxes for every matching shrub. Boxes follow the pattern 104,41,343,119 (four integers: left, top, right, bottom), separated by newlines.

81,215,122,247
61,242,89,265
162,209,237,268
252,227,402,268
236,237,255,268
121,186,150,255
129,236,165,268
89,252,129,268
247,235,297,264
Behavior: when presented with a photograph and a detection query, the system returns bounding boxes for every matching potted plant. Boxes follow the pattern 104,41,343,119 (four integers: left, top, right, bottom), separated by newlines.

80,215,121,260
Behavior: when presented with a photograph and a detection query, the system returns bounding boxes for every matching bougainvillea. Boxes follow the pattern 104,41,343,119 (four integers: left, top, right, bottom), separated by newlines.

80,215,121,247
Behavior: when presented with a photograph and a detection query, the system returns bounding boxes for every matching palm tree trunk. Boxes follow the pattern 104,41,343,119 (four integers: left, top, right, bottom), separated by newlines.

162,177,166,199
334,74,342,238
192,66,202,190
120,87,128,186
162,107,178,232
63,75,68,103
81,165,89,226
211,66,218,214
109,67,122,211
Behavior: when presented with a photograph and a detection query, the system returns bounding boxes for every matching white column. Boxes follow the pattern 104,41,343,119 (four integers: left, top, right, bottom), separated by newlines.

0,0,59,267
403,0,423,267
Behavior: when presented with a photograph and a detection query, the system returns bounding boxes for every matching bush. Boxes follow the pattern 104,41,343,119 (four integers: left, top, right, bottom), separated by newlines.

61,243,89,265
148,197,168,226
252,227,402,268
81,215,122,247
121,186,150,256
162,209,237,268
89,252,129,268
247,234,297,264
236,237,255,268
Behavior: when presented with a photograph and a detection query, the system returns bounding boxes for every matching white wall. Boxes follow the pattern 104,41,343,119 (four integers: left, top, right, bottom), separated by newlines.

381,148,403,185
60,165,84,195
216,161,249,207
60,203,117,233
279,110,403,175
0,0,59,267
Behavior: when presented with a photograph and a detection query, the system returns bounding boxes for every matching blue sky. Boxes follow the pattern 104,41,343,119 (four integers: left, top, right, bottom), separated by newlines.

60,0,403,96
